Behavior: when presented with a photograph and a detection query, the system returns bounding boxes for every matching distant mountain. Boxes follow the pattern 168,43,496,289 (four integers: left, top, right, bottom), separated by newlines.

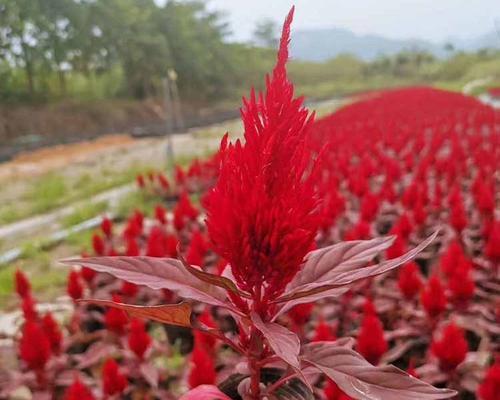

289,28,500,61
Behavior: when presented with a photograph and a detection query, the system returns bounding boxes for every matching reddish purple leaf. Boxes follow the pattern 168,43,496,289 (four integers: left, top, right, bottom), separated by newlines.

63,256,230,309
276,231,437,304
251,312,300,370
80,299,193,328
179,385,231,400
301,342,456,399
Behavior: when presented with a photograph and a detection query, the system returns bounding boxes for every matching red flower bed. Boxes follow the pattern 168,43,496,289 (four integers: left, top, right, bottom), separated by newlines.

2,9,499,400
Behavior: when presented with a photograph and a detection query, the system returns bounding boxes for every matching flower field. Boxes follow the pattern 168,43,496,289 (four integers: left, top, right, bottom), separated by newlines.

1,8,499,400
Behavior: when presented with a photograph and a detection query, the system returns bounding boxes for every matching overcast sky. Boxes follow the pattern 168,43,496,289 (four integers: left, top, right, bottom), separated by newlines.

204,0,500,43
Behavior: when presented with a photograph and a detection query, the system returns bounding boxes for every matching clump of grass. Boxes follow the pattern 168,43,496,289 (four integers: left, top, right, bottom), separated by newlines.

31,174,67,214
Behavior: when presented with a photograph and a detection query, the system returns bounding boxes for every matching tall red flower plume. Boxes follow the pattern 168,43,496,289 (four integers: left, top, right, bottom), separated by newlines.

125,237,140,256
67,270,83,301
188,338,216,388
421,275,447,319
22,294,38,320
146,226,167,257
91,233,105,256
204,7,320,298
19,320,51,371
100,216,113,238
448,262,475,308
398,261,423,300
313,318,336,342
41,312,63,354
356,301,387,365
102,358,127,396
485,220,500,263
128,318,151,360
174,192,199,231
324,379,353,400
136,174,145,188
155,204,167,224
64,377,95,400
195,310,217,352
15,269,31,299
431,323,468,372
478,362,500,400
81,266,97,285
105,294,128,334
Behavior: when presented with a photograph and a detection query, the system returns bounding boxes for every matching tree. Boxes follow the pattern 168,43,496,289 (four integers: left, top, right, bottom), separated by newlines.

253,19,278,48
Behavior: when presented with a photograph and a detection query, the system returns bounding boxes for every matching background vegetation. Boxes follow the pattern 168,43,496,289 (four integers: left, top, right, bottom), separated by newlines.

1,0,500,107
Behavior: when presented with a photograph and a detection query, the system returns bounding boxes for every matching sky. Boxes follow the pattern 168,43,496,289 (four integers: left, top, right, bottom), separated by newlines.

204,0,500,43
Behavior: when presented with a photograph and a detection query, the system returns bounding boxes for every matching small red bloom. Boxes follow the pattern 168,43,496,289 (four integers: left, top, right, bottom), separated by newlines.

14,269,31,298
41,313,63,354
146,226,167,257
431,323,468,372
313,318,336,342
67,270,83,301
136,174,145,188
81,266,97,285
155,204,167,224
100,216,113,238
102,358,127,396
22,294,38,320
356,302,387,365
64,377,95,400
19,320,51,371
421,275,447,319
188,338,216,388
398,261,422,300
128,318,151,360
485,220,500,263
92,233,105,256
324,379,353,400
125,237,140,256
478,362,500,400
105,294,128,334
121,280,138,298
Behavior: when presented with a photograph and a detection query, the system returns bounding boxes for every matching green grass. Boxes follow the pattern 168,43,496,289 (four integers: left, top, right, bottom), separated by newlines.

61,201,108,228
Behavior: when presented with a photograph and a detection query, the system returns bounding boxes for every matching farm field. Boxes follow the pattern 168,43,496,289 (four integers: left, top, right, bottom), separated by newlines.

1,6,500,400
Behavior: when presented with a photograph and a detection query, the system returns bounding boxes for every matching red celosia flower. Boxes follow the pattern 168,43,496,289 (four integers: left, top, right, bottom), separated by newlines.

440,241,467,277
448,262,475,308
195,310,217,352
165,233,179,257
67,270,83,301
41,313,63,354
22,294,38,320
324,379,353,400
175,165,186,187
289,303,314,327
398,261,422,300
188,338,216,388
128,318,151,360
356,302,387,365
204,7,320,298
15,269,31,298
81,266,97,285
92,233,105,256
121,280,138,298
392,213,413,240
485,220,500,263
105,294,128,334
125,238,140,256
19,320,51,371
136,174,145,188
386,235,407,259
421,275,447,319
431,323,468,372
450,200,467,233
158,173,170,191
123,211,143,240
174,192,199,231
146,226,167,257
478,362,500,400
155,204,167,224
102,358,127,396
101,216,113,238
186,230,209,267
313,318,336,342
64,377,95,400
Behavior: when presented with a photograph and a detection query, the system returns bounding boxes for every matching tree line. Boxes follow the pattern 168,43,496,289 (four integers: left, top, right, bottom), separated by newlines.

0,0,274,103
